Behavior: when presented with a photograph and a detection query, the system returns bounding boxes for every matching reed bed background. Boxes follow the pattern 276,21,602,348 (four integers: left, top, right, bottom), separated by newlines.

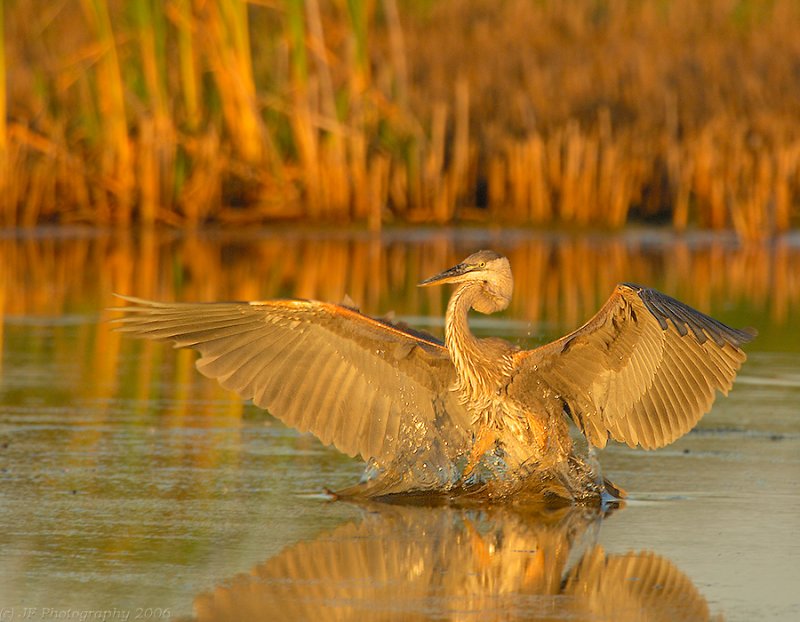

3,0,800,236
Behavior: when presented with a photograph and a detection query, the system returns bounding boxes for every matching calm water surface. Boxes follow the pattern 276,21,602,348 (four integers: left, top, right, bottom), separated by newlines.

0,228,798,621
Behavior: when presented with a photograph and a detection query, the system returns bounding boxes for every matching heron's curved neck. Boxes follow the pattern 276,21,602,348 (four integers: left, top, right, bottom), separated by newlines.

445,284,488,396
445,284,479,349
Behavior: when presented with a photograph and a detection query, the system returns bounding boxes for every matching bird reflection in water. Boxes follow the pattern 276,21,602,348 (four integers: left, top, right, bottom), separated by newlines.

188,504,721,622
113,251,754,504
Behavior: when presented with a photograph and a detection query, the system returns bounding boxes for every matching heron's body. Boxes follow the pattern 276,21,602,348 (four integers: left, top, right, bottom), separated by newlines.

113,250,755,504
440,280,572,489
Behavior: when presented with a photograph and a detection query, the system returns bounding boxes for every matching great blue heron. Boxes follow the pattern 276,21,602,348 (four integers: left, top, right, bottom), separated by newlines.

113,250,755,503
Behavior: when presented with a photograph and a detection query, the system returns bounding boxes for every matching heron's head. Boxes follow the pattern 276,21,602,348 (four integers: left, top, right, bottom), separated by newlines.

418,250,513,314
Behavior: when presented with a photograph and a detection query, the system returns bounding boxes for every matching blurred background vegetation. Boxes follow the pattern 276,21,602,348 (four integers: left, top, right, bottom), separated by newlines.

2,0,800,236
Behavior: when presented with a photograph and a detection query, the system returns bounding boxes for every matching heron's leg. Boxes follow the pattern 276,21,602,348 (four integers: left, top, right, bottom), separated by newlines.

461,426,497,481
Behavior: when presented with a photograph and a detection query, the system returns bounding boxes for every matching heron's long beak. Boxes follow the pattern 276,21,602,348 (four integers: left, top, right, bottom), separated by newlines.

418,263,472,287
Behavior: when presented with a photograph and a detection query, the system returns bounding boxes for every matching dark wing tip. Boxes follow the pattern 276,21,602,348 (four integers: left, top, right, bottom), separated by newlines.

741,326,759,340
621,283,756,348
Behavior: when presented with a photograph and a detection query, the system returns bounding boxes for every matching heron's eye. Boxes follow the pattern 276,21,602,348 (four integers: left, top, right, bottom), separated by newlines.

479,261,486,268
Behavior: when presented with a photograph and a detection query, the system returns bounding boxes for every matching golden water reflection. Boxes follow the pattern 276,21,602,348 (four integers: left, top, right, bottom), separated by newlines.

191,503,720,622
1,228,795,427
2,228,797,327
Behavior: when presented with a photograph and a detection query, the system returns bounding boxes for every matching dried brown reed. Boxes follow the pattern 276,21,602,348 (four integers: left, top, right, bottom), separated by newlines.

2,0,800,236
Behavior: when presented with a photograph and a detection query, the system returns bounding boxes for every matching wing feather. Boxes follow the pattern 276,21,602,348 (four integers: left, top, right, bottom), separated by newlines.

300,352,344,431
111,296,471,466
277,346,323,428
383,393,404,449
205,333,283,383
367,393,393,459
330,369,361,452
195,330,276,377
508,284,754,449
636,391,660,448
234,336,304,399
654,351,691,435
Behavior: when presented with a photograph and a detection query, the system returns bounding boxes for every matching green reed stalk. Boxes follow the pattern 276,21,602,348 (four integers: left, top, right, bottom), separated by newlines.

187,0,265,189
132,0,168,119
381,0,408,106
346,0,369,81
176,0,200,130
219,0,250,72
286,0,308,89
80,0,133,224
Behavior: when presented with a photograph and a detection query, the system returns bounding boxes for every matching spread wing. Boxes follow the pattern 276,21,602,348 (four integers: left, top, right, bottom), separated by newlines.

508,284,755,449
565,548,713,621
111,296,471,464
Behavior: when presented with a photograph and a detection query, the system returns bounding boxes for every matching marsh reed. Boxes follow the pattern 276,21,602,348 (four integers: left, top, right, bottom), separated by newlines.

3,0,800,236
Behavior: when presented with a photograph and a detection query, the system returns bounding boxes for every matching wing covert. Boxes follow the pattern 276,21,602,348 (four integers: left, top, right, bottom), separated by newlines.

508,284,755,449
